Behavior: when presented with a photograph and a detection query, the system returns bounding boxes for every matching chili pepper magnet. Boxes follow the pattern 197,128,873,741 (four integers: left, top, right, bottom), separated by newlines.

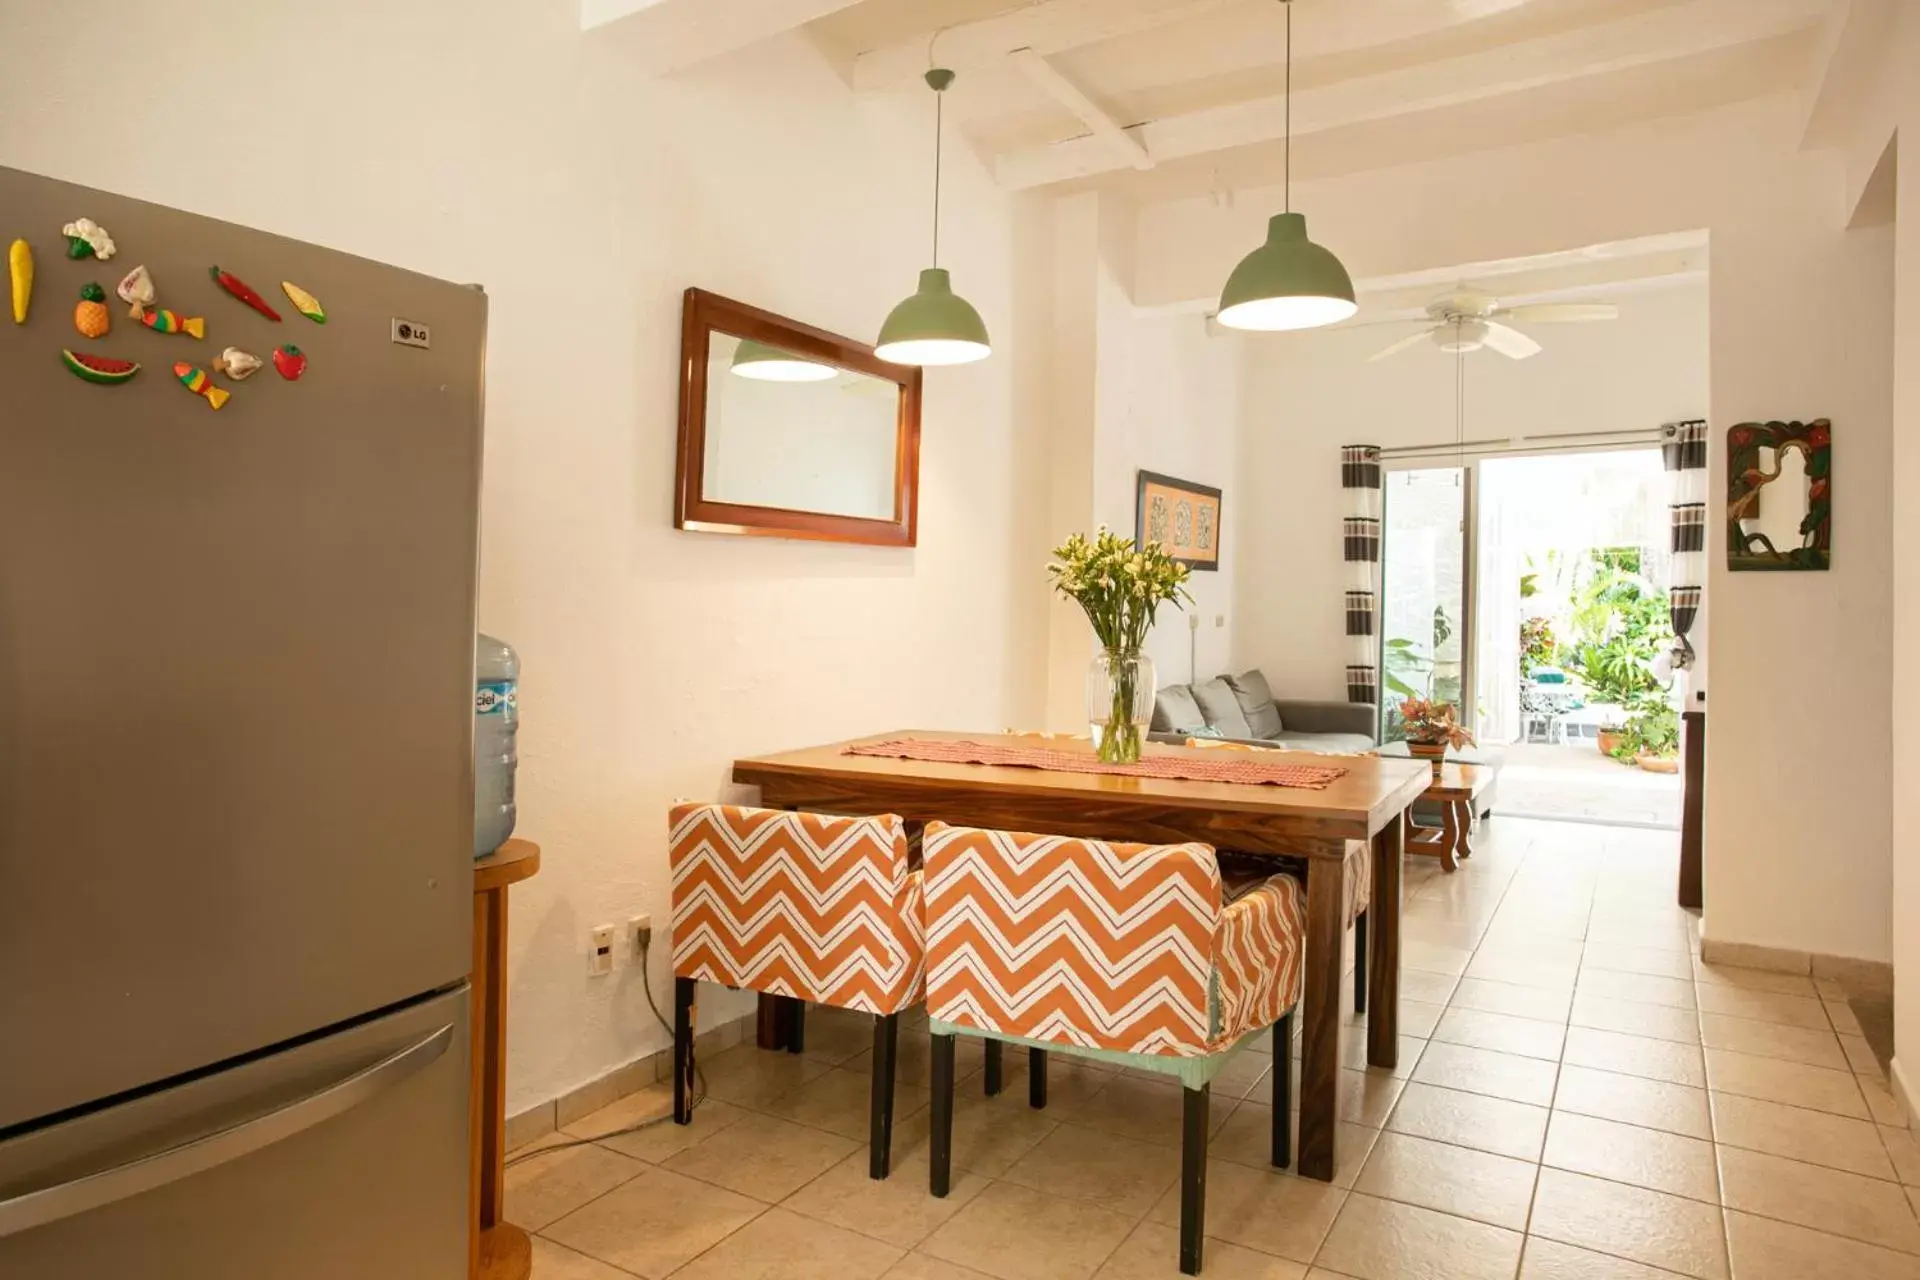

174,362,230,410
73,283,109,338
210,266,281,322
8,239,30,324
273,344,307,381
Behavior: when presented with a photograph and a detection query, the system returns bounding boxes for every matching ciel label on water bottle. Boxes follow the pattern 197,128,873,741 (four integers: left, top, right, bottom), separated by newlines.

476,682,518,715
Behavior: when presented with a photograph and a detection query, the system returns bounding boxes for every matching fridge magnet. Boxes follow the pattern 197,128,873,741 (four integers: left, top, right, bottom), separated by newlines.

8,239,30,323
174,362,230,410
273,343,308,381
73,283,110,338
60,349,140,385
281,280,326,324
210,266,282,322
116,264,155,318
141,307,206,339
61,218,116,261
212,347,262,381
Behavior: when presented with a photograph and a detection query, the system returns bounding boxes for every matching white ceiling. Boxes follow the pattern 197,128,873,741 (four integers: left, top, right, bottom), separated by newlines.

586,0,1840,206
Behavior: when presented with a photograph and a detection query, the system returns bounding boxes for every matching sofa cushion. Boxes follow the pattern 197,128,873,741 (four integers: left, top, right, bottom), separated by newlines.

1192,677,1254,739
1270,732,1375,754
1152,683,1208,734
1226,670,1285,739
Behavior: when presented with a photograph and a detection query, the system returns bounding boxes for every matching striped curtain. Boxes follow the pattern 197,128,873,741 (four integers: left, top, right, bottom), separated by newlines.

1662,420,1707,668
1341,445,1383,704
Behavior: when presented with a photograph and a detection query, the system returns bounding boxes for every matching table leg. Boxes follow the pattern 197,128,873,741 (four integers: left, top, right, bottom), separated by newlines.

1453,801,1474,860
757,994,786,1050
1297,856,1345,1182
1367,813,1404,1070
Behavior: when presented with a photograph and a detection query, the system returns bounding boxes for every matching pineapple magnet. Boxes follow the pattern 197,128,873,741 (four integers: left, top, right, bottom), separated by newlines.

73,283,110,338
61,218,115,261
8,240,31,324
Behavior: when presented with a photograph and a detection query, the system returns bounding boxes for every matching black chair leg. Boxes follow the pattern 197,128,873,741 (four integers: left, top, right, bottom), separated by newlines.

785,997,806,1054
929,1033,956,1198
1354,910,1369,1016
1271,1010,1293,1168
672,977,696,1125
1180,1083,1210,1276
1028,1048,1049,1109
869,1013,900,1179
984,1039,1004,1096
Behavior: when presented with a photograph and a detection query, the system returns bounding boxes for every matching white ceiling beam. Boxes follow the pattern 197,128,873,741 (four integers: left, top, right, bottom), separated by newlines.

851,0,1239,93
582,0,867,75
1007,47,1155,172
993,0,1829,190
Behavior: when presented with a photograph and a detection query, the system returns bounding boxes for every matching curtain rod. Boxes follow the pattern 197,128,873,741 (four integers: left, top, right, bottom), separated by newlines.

1381,427,1667,461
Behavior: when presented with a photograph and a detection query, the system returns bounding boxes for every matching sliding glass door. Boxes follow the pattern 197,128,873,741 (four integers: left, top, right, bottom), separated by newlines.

1379,466,1468,742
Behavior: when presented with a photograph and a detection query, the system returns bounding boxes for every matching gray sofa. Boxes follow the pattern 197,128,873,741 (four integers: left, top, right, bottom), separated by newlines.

1150,669,1377,754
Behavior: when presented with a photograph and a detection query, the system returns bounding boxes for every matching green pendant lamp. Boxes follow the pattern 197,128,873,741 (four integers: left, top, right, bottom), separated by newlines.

731,338,836,382
876,68,991,367
1216,0,1357,332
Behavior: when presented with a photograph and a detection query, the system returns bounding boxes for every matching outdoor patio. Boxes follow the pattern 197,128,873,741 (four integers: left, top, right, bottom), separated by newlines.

1494,740,1682,829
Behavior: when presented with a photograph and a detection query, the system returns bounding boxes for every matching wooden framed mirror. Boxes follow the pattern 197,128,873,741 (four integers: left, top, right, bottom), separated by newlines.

675,288,922,547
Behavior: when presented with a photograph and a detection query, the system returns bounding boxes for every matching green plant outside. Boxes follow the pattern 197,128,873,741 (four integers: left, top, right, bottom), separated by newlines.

1613,701,1679,761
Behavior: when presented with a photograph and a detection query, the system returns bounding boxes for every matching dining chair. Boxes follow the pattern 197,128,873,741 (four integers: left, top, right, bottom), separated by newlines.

919,821,1305,1276
1186,738,1374,1015
667,802,925,1178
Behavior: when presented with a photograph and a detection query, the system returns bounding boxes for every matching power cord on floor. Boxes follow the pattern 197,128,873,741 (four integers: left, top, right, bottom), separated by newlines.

504,932,706,1167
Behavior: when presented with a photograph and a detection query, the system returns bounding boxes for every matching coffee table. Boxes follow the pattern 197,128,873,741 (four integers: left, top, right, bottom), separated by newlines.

1400,761,1490,873
1374,739,1502,818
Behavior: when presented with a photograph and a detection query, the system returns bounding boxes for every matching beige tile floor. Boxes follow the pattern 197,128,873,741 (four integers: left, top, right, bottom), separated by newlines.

507,817,1917,1280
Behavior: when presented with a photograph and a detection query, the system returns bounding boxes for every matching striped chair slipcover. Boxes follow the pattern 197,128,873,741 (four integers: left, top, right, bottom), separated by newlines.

667,802,924,1178
1187,736,1376,1015
920,822,1305,1276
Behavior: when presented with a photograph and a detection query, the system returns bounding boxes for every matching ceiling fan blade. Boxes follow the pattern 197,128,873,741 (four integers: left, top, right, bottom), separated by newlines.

1367,328,1437,362
1494,302,1619,323
1481,321,1542,360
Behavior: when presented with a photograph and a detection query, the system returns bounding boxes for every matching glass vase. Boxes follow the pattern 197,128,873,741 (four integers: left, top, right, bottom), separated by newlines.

1087,648,1155,764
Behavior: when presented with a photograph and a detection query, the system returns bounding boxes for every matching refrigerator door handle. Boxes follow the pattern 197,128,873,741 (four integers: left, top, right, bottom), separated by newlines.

0,1023,454,1240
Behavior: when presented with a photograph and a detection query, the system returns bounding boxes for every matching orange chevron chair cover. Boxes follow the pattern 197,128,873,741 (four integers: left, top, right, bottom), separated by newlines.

667,802,924,1180
669,802,924,1014
919,822,1306,1274
920,823,1304,1059
1187,737,1375,1012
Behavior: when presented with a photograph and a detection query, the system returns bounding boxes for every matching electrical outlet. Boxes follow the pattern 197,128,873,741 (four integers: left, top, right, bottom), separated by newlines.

588,925,615,977
630,914,653,958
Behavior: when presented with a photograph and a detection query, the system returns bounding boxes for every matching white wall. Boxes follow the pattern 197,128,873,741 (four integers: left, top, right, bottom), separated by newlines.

1139,94,1893,967
1093,312,1242,690
1235,284,1709,702
0,0,1051,1113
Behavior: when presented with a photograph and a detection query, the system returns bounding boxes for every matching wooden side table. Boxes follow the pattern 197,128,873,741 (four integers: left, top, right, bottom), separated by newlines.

1405,763,1488,873
472,840,541,1280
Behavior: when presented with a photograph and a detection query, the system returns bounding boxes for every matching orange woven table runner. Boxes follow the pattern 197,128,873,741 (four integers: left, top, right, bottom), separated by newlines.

843,738,1348,790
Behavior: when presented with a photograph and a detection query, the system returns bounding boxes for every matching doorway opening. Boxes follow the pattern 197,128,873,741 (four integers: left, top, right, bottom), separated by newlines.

1380,447,1683,828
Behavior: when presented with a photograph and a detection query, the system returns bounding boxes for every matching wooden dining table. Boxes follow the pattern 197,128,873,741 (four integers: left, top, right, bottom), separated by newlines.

731,730,1431,1181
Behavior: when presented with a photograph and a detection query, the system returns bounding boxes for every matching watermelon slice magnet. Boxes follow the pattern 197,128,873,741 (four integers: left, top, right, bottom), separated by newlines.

61,349,140,385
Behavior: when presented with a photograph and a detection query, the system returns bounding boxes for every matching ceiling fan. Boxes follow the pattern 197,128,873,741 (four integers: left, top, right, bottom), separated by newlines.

1364,292,1619,363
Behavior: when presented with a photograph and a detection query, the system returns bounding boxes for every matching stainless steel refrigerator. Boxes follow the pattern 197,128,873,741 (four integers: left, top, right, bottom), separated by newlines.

0,165,484,1278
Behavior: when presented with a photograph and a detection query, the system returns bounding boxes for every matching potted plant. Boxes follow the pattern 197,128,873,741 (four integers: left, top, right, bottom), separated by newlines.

1397,698,1472,773
1615,701,1680,772
1048,529,1192,764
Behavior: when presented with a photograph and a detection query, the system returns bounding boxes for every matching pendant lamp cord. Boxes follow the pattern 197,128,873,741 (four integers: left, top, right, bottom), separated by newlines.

1283,0,1292,215
933,81,944,268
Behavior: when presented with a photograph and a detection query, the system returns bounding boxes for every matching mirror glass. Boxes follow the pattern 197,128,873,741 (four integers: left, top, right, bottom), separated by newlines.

700,331,901,522
1737,445,1811,553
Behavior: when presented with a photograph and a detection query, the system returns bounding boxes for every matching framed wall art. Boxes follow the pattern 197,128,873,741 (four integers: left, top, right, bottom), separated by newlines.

1135,470,1222,571
1726,418,1831,571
